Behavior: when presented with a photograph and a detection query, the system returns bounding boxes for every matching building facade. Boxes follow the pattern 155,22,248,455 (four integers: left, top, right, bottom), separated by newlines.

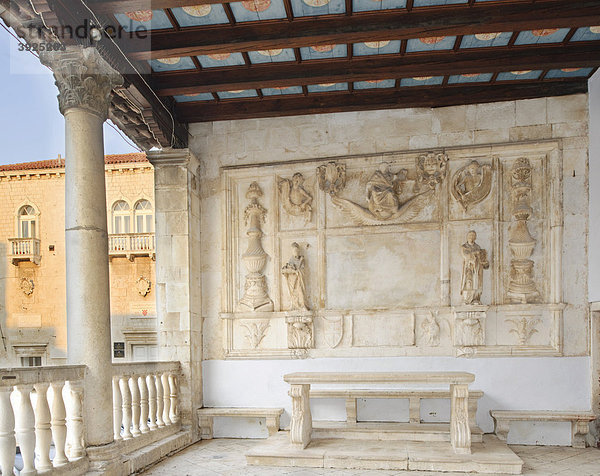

0,153,157,367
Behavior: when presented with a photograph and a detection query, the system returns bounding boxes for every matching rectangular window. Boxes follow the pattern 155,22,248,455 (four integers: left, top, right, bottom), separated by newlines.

30,221,35,238
21,221,29,238
146,215,153,233
137,215,144,233
124,216,130,234
21,356,42,367
114,217,121,234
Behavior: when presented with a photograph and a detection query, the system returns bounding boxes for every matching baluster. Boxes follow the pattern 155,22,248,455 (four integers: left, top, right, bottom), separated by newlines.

33,383,52,470
161,373,171,426
138,377,149,434
128,377,141,437
146,375,157,431
168,374,178,424
49,382,68,466
67,382,84,459
14,385,35,475
155,375,164,428
112,377,122,441
119,377,132,440
0,387,16,476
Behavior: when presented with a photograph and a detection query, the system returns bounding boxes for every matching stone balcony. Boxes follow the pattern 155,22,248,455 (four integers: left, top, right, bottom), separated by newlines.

8,238,41,265
109,233,155,261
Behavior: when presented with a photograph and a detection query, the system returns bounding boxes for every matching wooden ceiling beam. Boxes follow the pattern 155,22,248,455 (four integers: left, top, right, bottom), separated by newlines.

154,43,600,95
88,0,231,14
175,80,588,123
123,0,600,60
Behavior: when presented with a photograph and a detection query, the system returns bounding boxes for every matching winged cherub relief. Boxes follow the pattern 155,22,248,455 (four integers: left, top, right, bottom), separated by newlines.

451,160,493,211
330,153,448,226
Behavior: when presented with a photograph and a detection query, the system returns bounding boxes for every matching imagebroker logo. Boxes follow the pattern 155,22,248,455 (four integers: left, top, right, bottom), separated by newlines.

26,18,149,43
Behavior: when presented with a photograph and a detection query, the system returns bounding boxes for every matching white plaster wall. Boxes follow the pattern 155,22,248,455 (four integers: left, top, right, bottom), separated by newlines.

190,96,591,444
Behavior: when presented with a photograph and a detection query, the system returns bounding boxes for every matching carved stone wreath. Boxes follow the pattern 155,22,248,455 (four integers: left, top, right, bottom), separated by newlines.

136,276,152,297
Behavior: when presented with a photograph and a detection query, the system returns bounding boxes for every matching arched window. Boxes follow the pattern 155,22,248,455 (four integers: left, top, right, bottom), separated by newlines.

134,200,153,233
112,201,130,234
19,205,37,238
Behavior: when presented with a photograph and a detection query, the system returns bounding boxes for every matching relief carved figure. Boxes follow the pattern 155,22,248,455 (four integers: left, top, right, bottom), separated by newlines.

330,153,447,226
237,182,274,312
279,173,313,221
451,160,493,211
282,242,309,311
415,152,449,192
421,311,441,347
460,231,489,305
317,161,346,196
507,158,539,303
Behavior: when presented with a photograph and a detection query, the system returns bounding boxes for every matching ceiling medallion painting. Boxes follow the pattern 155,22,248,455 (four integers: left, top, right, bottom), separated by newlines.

242,0,271,12
451,160,493,211
182,5,212,17
328,152,448,225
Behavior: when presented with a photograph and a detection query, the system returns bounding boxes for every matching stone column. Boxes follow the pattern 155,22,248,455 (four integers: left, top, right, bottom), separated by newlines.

41,46,122,447
147,149,202,439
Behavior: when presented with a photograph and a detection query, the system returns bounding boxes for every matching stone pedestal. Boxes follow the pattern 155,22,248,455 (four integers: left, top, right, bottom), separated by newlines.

40,46,122,447
453,305,487,348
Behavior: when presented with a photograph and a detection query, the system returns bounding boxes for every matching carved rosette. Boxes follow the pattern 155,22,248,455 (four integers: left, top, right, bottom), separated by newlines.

507,158,539,303
40,46,123,120
237,182,274,312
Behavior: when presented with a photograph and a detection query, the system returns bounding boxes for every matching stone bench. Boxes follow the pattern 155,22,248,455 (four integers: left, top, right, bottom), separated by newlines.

197,407,284,439
284,371,475,454
490,410,596,448
310,388,483,429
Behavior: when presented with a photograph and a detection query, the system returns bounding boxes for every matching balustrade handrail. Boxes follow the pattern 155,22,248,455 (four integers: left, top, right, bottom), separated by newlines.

112,361,180,378
0,365,85,387
8,237,41,255
108,233,155,253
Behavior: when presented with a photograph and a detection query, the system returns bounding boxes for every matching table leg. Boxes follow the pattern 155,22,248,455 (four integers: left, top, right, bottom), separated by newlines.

450,384,471,454
289,384,312,448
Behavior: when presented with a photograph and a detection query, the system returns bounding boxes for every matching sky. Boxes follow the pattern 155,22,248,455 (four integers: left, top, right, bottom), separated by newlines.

0,25,139,166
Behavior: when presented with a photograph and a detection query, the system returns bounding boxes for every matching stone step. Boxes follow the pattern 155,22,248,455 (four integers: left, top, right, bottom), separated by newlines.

312,421,484,442
246,433,523,474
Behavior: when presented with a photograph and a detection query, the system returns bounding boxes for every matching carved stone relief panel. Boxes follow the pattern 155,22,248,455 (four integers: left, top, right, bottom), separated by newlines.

352,312,415,347
278,171,317,231
220,142,564,359
237,182,274,312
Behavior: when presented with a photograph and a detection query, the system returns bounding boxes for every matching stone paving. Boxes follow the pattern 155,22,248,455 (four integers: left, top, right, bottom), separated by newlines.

141,438,600,476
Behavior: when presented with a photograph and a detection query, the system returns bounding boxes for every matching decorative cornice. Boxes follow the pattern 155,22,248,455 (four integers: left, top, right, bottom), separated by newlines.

147,148,191,168
40,46,122,119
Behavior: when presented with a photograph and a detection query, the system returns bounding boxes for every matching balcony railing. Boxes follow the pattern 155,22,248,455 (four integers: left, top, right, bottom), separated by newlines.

0,365,86,475
112,361,180,443
0,362,181,476
8,237,41,265
108,233,155,261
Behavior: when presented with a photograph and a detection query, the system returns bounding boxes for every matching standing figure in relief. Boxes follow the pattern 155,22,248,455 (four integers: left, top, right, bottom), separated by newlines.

282,242,309,311
460,230,489,305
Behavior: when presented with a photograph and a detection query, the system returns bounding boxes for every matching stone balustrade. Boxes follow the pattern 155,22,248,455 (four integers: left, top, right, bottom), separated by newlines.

108,233,155,260
0,365,86,475
111,362,180,442
8,237,41,265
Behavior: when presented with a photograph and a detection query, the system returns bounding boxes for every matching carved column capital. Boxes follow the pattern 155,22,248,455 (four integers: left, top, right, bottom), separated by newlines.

40,46,122,120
